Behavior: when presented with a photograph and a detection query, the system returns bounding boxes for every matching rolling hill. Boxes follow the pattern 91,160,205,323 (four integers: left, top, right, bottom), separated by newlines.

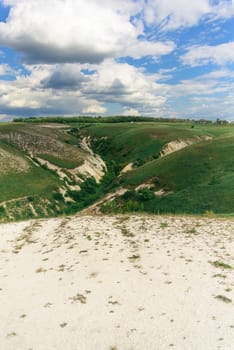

0,118,233,221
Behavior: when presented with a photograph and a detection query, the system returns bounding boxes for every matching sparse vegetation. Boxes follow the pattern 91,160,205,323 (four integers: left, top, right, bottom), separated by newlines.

70,293,87,304
215,295,232,304
128,254,141,262
211,261,232,269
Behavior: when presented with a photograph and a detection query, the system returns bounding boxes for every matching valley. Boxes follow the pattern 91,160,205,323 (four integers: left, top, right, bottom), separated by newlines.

0,117,233,222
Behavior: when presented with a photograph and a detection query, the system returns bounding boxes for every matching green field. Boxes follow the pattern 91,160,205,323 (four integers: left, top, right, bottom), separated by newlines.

82,122,234,215
0,118,233,221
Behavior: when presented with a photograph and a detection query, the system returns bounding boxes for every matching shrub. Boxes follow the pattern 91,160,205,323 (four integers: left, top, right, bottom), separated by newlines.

137,188,155,201
0,206,5,217
52,192,64,202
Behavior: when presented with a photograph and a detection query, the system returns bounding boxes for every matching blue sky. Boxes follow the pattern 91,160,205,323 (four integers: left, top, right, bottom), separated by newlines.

0,0,234,120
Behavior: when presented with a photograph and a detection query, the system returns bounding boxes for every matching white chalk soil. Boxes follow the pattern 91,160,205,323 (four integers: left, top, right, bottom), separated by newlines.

0,215,233,350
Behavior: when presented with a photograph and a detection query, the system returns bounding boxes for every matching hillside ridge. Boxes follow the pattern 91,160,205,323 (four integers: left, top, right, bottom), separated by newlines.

0,120,233,221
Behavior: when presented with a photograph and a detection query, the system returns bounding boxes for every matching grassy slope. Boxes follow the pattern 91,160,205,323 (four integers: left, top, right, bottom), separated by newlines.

85,122,212,165
0,166,60,203
0,123,86,168
0,120,233,219
0,123,78,220
83,122,234,214
0,139,61,203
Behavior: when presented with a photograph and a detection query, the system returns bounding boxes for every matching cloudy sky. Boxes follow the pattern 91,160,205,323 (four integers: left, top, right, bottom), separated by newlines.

0,0,234,121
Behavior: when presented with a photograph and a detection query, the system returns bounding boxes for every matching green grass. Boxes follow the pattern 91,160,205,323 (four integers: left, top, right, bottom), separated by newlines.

38,153,82,169
0,120,234,220
78,122,213,174
0,165,61,203
113,130,234,214
84,122,234,215
211,261,232,269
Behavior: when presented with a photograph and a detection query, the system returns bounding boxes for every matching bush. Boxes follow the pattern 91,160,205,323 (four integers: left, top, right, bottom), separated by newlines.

52,192,64,202
0,206,5,217
137,188,155,201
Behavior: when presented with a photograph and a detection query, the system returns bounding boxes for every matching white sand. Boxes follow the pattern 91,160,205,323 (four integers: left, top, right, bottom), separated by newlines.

0,215,233,350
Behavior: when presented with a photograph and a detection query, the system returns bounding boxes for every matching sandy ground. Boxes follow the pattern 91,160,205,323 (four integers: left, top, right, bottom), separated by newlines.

0,215,233,350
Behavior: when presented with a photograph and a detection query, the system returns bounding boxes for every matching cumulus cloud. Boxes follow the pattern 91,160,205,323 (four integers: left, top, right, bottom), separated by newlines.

0,60,168,117
122,107,141,116
41,65,90,90
0,0,174,64
79,60,167,113
182,42,234,66
1,62,234,120
162,68,234,120
144,0,211,29
0,63,15,75
144,0,234,30
0,0,233,121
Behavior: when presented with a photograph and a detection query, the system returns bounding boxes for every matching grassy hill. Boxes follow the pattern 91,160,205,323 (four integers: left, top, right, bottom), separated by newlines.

0,119,233,221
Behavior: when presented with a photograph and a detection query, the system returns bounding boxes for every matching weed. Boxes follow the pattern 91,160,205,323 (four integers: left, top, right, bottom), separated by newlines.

36,267,47,273
70,293,87,304
205,210,216,218
121,225,134,237
215,295,232,304
60,322,68,328
213,274,227,278
128,254,140,262
186,227,197,234
108,300,120,305
211,261,232,269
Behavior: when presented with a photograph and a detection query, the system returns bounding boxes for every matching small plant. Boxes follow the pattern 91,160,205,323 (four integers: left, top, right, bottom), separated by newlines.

36,267,47,273
204,210,216,218
160,222,168,229
186,227,196,234
89,272,98,278
108,300,120,305
128,254,140,262
70,293,87,304
115,216,129,224
60,322,68,328
52,192,64,202
7,332,17,338
121,225,134,237
213,273,227,278
215,295,232,304
211,261,232,269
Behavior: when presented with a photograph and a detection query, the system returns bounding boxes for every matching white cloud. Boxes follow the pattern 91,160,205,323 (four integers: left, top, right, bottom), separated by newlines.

122,40,175,59
161,68,234,120
144,0,234,30
0,0,174,64
122,107,140,116
82,104,107,115
0,60,168,116
1,63,234,120
1,0,233,121
0,64,8,75
182,41,234,66
212,0,234,19
81,59,167,113
0,63,15,75
144,0,212,29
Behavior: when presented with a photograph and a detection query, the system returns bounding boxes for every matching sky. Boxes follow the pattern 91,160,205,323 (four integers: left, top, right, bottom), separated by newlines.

0,0,234,121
